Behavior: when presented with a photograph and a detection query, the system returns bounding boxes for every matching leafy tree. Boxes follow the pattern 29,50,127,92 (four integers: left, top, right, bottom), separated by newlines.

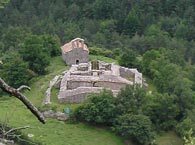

142,49,161,77
93,0,118,19
171,77,195,116
158,16,179,36
0,53,31,88
41,34,60,57
153,62,180,93
1,26,30,51
113,114,155,145
92,32,107,47
128,34,148,54
176,117,195,138
183,129,195,145
74,89,117,125
175,22,188,39
122,9,141,37
116,85,146,114
20,35,50,75
118,49,138,68
65,3,81,21
184,41,195,64
144,93,179,130
62,22,82,41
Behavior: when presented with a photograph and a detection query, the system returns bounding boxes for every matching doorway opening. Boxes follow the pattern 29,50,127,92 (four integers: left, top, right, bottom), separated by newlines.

76,60,79,64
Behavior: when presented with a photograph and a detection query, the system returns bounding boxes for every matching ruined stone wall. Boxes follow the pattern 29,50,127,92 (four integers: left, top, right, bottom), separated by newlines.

62,48,89,66
95,81,128,90
59,93,87,103
58,87,104,103
70,71,92,76
119,67,135,79
67,81,93,90
130,69,143,86
119,67,143,86
58,87,120,103
58,61,143,103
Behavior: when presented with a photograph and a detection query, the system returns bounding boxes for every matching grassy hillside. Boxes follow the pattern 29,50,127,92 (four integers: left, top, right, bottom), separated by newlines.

0,56,183,145
0,56,125,145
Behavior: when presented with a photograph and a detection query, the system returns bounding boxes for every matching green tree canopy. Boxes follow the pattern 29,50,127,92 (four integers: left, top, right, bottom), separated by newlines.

113,114,155,145
20,35,50,75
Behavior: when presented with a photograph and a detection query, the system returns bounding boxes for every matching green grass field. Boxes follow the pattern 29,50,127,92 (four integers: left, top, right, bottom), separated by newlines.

0,56,125,145
0,56,182,145
89,55,118,64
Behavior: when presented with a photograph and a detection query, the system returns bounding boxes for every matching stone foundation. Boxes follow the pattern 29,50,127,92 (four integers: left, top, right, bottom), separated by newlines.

58,61,143,103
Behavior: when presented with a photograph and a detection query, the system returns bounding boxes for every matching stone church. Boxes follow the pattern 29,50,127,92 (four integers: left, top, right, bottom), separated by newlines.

61,38,89,66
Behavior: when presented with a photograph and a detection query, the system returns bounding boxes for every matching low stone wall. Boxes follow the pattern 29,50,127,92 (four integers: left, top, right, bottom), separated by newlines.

58,87,103,103
70,71,92,76
43,75,61,105
95,81,128,90
58,87,120,103
67,81,93,90
58,93,89,103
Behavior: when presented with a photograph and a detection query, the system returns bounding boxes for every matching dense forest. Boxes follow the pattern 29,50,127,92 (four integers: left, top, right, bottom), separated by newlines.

1,0,195,144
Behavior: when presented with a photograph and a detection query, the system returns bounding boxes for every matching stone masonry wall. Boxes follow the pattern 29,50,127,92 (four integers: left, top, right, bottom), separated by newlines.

119,67,135,79
62,48,89,66
119,67,142,85
58,87,104,103
95,81,128,90
58,61,143,103
67,81,93,90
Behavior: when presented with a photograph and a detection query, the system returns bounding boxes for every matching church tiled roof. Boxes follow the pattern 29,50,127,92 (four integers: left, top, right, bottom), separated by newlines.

61,38,89,53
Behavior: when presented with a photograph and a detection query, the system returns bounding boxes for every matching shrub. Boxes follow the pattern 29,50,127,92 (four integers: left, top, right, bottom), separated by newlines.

89,47,115,58
144,93,179,130
116,85,146,114
113,114,155,145
176,110,195,138
74,89,117,125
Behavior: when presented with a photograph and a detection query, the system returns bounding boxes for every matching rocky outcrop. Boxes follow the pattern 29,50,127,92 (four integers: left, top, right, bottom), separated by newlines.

42,110,69,121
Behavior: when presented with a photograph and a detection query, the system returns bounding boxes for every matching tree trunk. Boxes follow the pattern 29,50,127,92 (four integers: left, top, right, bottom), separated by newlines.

0,78,45,124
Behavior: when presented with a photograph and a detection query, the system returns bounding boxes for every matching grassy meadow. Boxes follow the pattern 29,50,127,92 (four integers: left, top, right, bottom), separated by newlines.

0,56,125,145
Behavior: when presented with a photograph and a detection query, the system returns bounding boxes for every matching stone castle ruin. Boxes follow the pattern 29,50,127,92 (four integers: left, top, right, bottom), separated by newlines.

56,38,143,103
58,61,142,103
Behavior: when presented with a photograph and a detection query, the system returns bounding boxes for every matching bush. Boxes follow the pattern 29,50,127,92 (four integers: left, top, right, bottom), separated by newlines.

89,47,115,58
1,53,32,88
116,85,146,114
113,114,155,145
74,89,117,125
20,35,50,75
176,110,195,138
118,49,139,68
176,117,195,138
144,93,179,130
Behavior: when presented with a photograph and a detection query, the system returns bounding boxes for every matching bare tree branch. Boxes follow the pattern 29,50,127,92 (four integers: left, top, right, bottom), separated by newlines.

0,77,46,124
4,126,30,136
17,85,31,91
